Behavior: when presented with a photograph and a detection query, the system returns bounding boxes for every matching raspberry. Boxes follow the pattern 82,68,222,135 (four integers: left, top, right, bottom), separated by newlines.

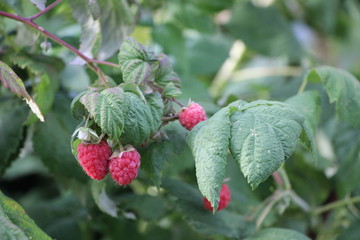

77,140,112,180
109,149,141,186
179,102,207,130
203,184,231,211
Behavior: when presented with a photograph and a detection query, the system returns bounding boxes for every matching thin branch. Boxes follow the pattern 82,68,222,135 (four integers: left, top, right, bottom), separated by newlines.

314,196,360,215
28,0,63,21
0,10,120,82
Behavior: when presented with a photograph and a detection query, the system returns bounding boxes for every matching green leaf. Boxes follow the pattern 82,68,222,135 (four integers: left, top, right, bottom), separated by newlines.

154,54,181,88
306,66,360,128
118,37,151,85
188,107,231,211
286,91,321,162
94,87,125,140
244,228,310,240
80,91,100,117
120,82,146,102
11,54,65,75
229,100,304,189
120,92,162,145
0,60,31,99
25,74,57,125
29,0,46,10
97,0,134,60
0,190,51,240
0,100,27,175
91,181,118,218
71,91,90,119
163,82,182,98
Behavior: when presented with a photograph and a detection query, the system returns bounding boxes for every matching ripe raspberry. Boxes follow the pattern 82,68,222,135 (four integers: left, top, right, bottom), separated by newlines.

77,140,112,180
203,184,231,211
179,102,207,130
109,149,141,186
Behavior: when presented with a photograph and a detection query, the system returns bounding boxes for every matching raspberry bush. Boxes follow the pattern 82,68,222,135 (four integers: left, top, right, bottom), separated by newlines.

0,1,360,240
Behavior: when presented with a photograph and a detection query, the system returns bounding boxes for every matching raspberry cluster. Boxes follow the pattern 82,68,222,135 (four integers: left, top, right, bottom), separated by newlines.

203,184,231,211
77,141,141,185
179,102,207,130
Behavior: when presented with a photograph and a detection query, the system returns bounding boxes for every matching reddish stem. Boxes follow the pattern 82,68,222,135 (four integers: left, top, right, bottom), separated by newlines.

28,0,62,21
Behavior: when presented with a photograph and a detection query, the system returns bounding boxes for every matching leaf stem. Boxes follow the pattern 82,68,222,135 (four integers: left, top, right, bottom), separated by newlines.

171,98,185,108
278,165,291,190
28,0,63,21
314,196,360,215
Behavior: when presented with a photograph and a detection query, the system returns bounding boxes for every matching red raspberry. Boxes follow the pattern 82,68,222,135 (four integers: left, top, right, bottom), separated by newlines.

109,149,141,186
203,184,231,211
179,102,207,130
77,140,111,180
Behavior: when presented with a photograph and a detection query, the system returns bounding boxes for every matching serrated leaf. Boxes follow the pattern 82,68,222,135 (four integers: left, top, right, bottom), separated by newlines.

188,107,231,212
306,66,360,128
91,181,118,217
71,91,90,119
286,91,321,162
97,0,134,60
154,53,181,88
230,100,304,189
120,82,146,102
94,87,125,140
0,100,28,175
0,60,31,99
120,92,162,145
0,190,51,240
118,37,151,84
25,74,57,124
163,82,182,98
244,228,310,240
80,91,100,117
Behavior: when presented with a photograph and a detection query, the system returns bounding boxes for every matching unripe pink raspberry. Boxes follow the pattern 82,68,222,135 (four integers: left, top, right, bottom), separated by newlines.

179,102,207,130
109,148,141,186
77,140,112,180
203,184,231,211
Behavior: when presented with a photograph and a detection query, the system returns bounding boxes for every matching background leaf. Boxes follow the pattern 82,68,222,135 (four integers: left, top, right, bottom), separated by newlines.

244,228,310,240
307,66,360,128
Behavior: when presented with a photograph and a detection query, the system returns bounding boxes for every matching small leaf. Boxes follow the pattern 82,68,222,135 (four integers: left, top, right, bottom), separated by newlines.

229,100,304,189
306,66,360,128
145,92,164,133
80,91,100,117
244,228,310,240
94,87,125,140
0,190,51,239
120,82,146,102
286,91,321,162
118,37,151,84
91,181,118,217
163,82,182,98
154,53,181,88
188,107,231,212
71,91,90,119
0,60,31,99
